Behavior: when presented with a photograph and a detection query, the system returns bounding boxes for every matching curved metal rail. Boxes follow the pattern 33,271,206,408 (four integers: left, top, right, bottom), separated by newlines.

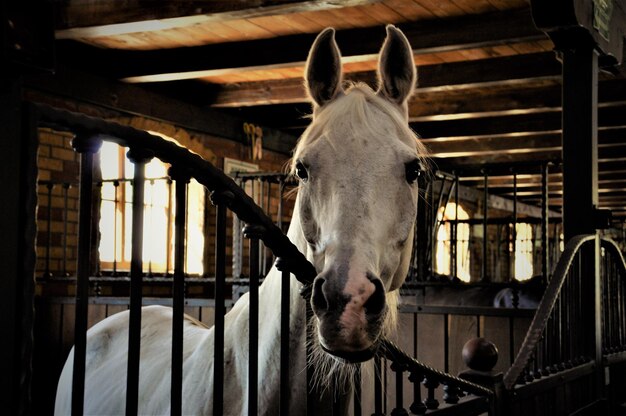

602,238,626,277
502,234,626,389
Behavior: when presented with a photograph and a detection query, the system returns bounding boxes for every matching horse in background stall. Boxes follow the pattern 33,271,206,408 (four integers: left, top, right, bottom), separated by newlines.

55,25,426,415
410,273,544,309
492,275,544,309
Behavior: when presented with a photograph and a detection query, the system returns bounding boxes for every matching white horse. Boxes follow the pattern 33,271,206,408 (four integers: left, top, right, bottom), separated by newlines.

55,25,425,415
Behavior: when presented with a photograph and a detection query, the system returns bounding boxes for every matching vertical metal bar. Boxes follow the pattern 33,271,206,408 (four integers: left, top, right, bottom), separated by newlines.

248,236,259,416
512,172,517,282
147,180,154,277
374,356,383,416
305,302,318,415
541,164,549,283
416,177,431,281
444,314,449,373
413,312,418,358
277,179,284,231
428,180,434,277
171,175,188,416
432,178,453,262
383,359,388,413
392,363,406,415
202,188,210,278
264,181,272,275
482,171,488,281
62,183,70,276
125,151,150,416
165,179,173,275
258,180,264,274
112,180,120,276
213,201,227,416
353,365,362,416
70,137,100,416
44,182,53,278
451,174,459,278
509,316,515,367
280,269,290,415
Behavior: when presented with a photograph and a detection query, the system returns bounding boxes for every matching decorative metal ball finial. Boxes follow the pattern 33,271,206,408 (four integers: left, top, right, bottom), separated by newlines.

462,337,498,372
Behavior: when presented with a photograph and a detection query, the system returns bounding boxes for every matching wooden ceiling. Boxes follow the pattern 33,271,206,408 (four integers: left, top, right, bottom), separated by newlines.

50,0,626,218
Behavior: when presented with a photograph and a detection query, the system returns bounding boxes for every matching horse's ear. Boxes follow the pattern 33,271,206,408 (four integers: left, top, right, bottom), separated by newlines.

305,27,343,107
377,25,416,105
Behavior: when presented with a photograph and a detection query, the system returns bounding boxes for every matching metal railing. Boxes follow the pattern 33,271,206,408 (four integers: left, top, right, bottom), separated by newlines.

503,234,626,405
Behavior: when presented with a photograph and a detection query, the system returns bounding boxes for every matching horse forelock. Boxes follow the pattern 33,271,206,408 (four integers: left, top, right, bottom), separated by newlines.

291,83,427,174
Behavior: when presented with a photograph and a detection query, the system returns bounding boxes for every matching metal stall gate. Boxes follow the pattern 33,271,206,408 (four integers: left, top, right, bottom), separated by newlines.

29,103,492,416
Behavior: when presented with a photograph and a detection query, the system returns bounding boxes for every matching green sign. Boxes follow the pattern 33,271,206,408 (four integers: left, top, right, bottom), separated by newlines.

593,0,613,41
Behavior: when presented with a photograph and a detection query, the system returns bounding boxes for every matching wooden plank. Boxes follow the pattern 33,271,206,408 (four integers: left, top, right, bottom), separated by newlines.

482,316,512,372
417,314,445,370
87,303,107,329
55,8,544,82
55,0,384,37
184,306,201,320
61,303,76,356
200,306,216,328
106,304,129,317
448,315,478,375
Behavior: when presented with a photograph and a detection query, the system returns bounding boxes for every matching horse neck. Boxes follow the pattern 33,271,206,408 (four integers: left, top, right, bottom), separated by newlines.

259,194,309,319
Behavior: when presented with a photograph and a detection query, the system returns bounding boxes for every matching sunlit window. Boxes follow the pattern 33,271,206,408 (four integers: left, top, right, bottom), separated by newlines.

98,140,205,275
435,202,471,282
514,223,534,281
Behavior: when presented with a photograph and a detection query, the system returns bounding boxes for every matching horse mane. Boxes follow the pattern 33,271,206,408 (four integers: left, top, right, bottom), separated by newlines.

291,83,428,174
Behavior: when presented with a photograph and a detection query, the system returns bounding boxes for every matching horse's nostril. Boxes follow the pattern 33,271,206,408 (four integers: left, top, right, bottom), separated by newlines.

311,278,328,313
363,278,385,316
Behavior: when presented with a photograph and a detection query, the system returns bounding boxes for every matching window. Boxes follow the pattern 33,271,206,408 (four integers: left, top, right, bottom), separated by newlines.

435,202,471,282
98,140,205,275
514,223,533,281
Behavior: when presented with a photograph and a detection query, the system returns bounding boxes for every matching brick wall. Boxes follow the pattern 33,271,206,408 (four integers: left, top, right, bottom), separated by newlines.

36,129,80,280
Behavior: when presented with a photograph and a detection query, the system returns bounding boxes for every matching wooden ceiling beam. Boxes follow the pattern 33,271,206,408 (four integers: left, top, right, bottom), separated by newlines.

448,160,626,177
432,143,626,167
209,52,561,107
461,171,626,187
267,80,626,133
490,181,626,196
22,66,298,155
412,105,626,139
423,127,626,157
55,0,382,37
56,9,544,82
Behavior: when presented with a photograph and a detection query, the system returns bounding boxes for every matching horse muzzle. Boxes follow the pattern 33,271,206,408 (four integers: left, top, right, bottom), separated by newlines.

310,268,387,362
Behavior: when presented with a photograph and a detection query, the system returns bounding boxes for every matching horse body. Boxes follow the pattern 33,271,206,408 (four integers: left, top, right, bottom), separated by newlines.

55,215,310,415
55,25,423,415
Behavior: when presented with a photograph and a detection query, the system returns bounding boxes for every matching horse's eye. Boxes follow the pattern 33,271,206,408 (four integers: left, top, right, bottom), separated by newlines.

295,161,309,182
405,160,421,184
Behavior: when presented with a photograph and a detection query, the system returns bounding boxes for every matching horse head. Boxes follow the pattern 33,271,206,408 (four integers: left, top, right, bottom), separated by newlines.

292,26,426,364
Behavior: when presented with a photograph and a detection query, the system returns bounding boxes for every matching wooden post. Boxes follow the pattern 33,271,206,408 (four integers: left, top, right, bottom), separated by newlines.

0,81,39,416
561,42,599,242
